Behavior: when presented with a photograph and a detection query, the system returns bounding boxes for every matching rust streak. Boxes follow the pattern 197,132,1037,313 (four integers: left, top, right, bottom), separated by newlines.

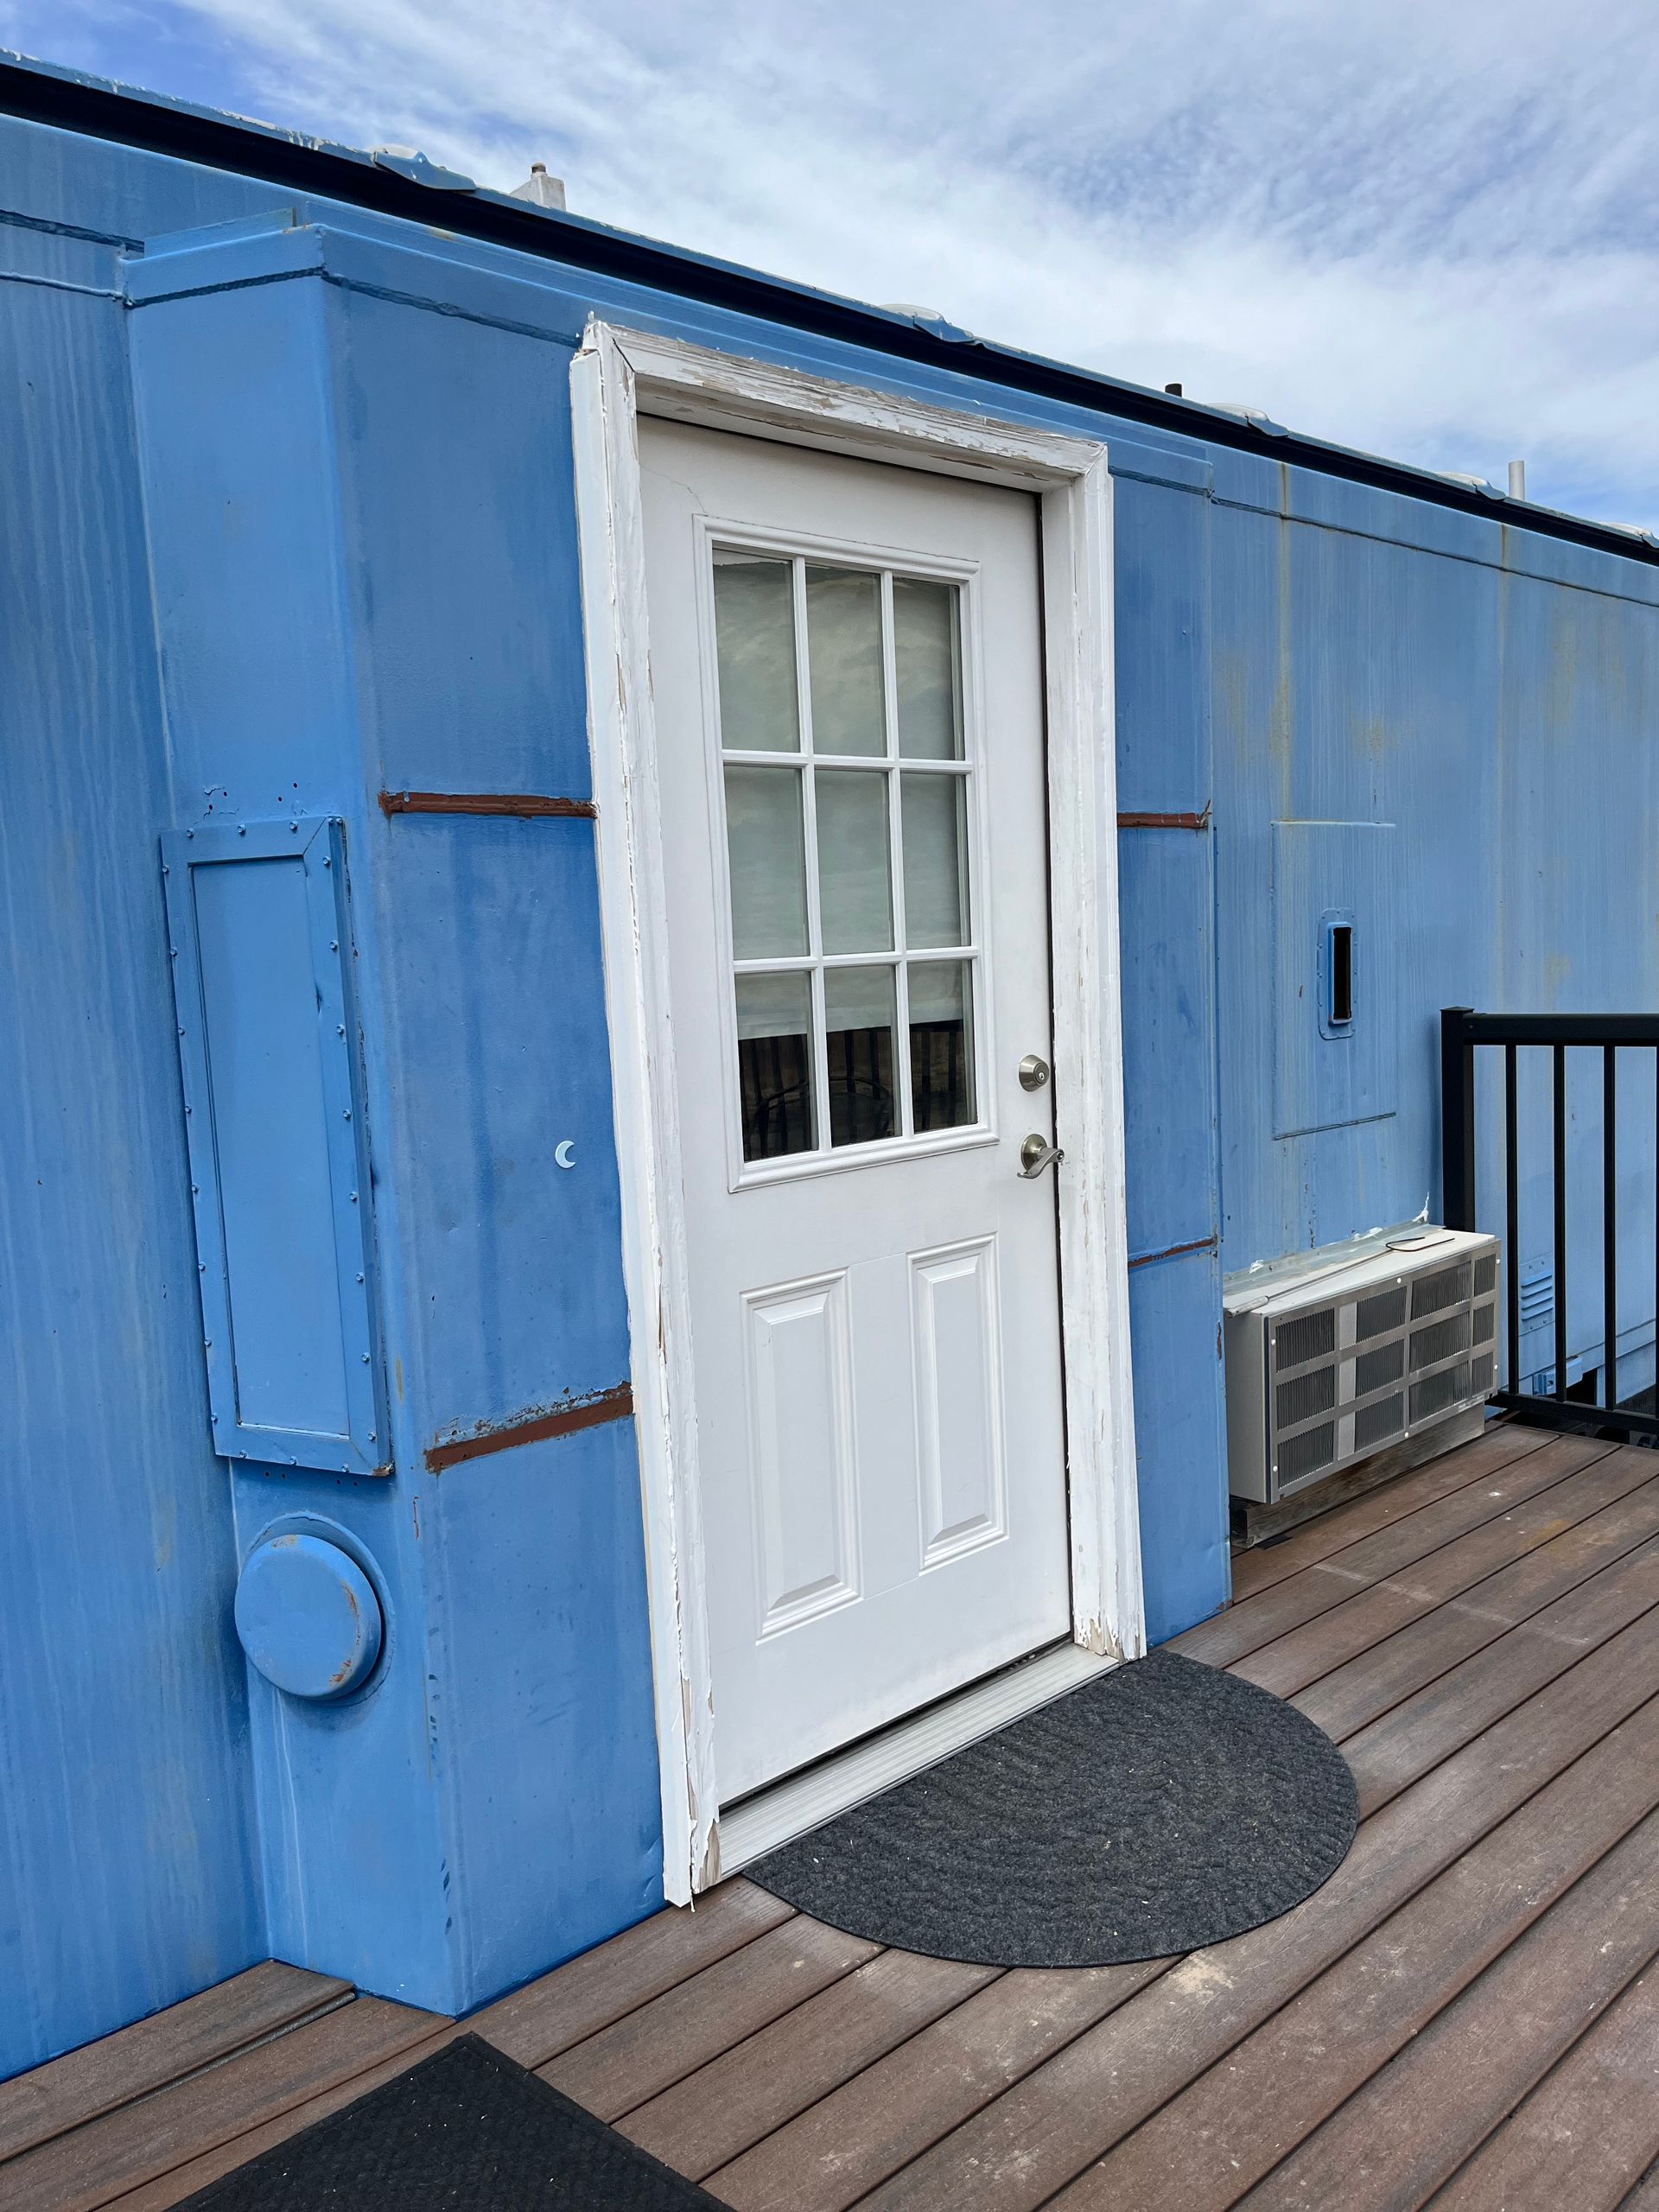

379,790,598,820
1128,1235,1217,1270
1116,808,1211,830
424,1382,633,1471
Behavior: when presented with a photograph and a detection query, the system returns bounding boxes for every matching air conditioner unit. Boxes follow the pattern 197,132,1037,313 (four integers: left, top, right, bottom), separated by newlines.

1225,1228,1501,1504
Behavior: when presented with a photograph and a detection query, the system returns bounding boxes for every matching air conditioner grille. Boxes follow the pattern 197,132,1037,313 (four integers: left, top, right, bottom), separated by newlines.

1355,1393,1407,1452
1411,1363,1471,1423
1355,1287,1408,1341
1411,1312,1471,1371
1276,1309,1336,1369
1280,1423,1335,1484
1278,1365,1338,1428
1355,1340,1405,1395
1413,1262,1471,1319
1230,1229,1501,1507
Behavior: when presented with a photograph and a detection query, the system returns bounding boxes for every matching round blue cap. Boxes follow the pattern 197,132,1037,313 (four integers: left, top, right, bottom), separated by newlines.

233,1532,384,1700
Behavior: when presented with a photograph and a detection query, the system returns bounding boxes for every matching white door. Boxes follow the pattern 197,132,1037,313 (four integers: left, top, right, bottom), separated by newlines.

639,419,1071,1802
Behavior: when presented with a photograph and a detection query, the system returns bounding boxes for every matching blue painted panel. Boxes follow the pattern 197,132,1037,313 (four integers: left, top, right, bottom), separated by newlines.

0,271,260,2078
428,1417,664,2002
1111,474,1211,815
1118,827,1217,1260
1271,822,1398,1137
1130,1247,1230,1644
162,818,387,1474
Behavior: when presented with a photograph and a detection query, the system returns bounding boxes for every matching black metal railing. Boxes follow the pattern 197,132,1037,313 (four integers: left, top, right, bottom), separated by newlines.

1441,1007,1659,1442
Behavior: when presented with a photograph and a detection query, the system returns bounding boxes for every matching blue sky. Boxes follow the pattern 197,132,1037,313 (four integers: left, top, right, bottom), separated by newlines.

6,0,1656,528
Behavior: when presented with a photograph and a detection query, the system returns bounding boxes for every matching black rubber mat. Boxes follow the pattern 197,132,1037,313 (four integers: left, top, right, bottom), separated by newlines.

747,1649,1358,1967
175,2034,726,2209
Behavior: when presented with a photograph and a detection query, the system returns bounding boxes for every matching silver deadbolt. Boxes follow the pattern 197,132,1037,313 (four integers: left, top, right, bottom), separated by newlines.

1019,1134,1063,1179
1018,1053,1051,1091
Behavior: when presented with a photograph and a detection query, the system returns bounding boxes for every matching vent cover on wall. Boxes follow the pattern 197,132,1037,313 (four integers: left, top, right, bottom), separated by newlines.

1224,1228,1501,1504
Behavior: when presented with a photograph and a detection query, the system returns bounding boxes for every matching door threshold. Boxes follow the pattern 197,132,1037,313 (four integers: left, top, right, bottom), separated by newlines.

713,1639,1116,1878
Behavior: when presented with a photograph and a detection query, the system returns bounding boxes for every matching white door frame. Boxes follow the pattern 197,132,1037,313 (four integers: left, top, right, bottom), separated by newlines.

569,318,1143,1903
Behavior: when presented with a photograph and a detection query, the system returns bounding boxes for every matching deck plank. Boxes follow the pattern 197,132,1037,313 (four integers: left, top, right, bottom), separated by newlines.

1229,1423,1553,1600
99,2027,462,2211
0,1962,351,2164
1051,1740,1659,2211
1342,1553,1659,1817
1427,1967,1659,2211
1293,1494,1659,1742
844,1656,1659,2212
618,1948,999,2178
540,1916,880,2122
470,1876,795,2069
2,1997,446,2212
1175,1434,1611,1669
1232,1452,1659,1700
707,1960,1166,2212
1231,1817,1659,2212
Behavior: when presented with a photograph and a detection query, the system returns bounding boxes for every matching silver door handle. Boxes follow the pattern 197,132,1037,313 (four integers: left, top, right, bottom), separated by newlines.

1018,1134,1063,1179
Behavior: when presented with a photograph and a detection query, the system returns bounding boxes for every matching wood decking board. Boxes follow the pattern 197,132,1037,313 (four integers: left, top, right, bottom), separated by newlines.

1052,1724,1659,2212
617,1949,1001,2179
1228,1421,1554,1600
538,1916,881,2122
0,1963,351,2164
1231,1449,1659,1699
1175,1433,1612,1669
1230,1817,1659,2212
1429,1966,1659,2212
1293,1492,1659,1741
468,1876,796,2069
10,1422,1659,2212
3,1997,446,2212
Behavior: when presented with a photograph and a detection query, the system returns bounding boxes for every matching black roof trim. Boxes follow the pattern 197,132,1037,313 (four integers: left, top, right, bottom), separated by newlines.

3,49,1654,573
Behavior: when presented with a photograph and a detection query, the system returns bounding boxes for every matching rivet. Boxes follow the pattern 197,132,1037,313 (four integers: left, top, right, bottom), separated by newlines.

290,821,301,834
329,940,338,951
169,946,178,958
185,829,194,839
350,1191,359,1203
355,1272,365,1284
360,1353,371,1364
343,1109,352,1121
177,1026,186,1037
190,1184,199,1195
323,856,332,868
337,1025,346,1038
238,824,247,836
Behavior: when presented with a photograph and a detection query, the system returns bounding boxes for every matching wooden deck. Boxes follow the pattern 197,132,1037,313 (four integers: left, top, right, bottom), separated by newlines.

10,1420,1659,2209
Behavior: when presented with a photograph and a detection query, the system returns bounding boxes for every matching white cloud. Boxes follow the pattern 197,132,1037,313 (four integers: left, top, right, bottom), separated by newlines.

12,0,1659,522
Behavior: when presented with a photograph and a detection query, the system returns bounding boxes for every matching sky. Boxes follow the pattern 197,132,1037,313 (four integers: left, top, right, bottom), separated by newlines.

5,0,1657,528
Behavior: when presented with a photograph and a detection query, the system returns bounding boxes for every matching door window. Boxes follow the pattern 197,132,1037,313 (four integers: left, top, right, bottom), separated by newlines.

711,546,980,1165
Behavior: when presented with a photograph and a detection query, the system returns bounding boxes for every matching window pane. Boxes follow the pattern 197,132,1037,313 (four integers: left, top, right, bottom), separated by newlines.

909,960,976,1130
894,577,962,760
824,966,896,1147
735,971,817,1160
900,772,969,948
816,769,893,954
725,766,808,958
805,566,886,756
714,553,799,753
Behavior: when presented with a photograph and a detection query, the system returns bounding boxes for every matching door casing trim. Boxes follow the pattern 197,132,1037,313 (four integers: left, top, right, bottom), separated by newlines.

569,320,1144,1900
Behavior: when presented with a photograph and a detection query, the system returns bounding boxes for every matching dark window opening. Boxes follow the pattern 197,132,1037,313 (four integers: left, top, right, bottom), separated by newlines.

1330,924,1353,1025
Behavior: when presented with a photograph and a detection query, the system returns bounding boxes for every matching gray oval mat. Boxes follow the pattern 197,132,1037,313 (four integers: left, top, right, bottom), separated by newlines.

746,1649,1358,1967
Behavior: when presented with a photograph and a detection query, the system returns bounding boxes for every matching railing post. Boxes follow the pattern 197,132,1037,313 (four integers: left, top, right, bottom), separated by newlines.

1441,1007,1477,1230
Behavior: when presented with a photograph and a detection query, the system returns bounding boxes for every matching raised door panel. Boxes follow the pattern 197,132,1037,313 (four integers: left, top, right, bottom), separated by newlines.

742,1273,860,1633
911,1237,1007,1566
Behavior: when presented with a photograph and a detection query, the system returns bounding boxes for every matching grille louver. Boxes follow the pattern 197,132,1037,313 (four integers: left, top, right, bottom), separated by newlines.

1226,1230,1502,1505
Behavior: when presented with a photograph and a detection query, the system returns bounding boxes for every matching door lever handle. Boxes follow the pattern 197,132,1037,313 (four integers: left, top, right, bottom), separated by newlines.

1018,1134,1063,1179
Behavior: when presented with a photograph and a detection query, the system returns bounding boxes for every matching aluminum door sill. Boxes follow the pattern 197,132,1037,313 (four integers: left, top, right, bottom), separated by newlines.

714,1640,1116,1878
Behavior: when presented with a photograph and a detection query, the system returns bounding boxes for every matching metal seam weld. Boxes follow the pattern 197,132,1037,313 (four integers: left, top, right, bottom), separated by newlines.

378,790,598,820
424,1382,633,1471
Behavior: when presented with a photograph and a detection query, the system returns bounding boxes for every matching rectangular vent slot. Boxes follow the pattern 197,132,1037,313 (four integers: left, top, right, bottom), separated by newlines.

1413,1262,1471,1319
1411,1311,1471,1372
1411,1362,1472,1423
1354,1394,1407,1452
1277,1365,1338,1428
1474,1254,1497,1297
1276,1309,1336,1369
1354,1339,1405,1395
1279,1424,1335,1484
1355,1287,1408,1342
1472,1303,1495,1345
1471,1352,1495,1395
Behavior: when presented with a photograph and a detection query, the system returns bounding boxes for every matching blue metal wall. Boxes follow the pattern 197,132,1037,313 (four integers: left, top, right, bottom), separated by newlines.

3,91,1656,2072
